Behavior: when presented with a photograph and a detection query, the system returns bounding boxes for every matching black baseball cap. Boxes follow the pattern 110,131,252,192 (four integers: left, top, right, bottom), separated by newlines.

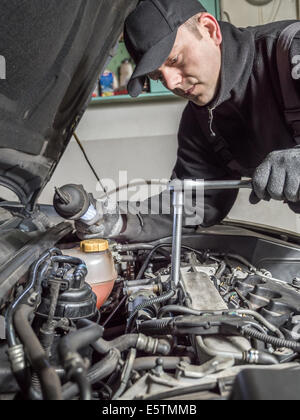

124,0,207,97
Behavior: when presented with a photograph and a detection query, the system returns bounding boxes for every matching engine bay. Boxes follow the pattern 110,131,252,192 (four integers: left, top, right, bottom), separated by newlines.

1,216,300,400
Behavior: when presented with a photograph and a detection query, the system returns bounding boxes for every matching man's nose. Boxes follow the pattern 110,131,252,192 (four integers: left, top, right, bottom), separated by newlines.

161,68,182,91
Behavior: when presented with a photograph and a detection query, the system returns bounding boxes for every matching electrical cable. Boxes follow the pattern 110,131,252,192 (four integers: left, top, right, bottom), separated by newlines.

98,180,169,200
0,201,24,209
136,244,172,280
232,309,284,339
136,244,218,281
5,248,61,347
73,133,170,204
211,252,257,272
242,327,300,351
112,348,136,400
158,305,203,319
125,289,176,333
102,295,127,328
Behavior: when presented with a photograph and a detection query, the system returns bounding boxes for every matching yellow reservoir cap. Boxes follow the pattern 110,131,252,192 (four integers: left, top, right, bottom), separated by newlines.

80,239,109,253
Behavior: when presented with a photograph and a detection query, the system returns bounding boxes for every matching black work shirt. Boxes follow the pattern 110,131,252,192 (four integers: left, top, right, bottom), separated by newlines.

121,20,300,243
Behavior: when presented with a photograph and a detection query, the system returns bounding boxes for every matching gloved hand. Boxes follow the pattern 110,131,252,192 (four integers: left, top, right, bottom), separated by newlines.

250,148,300,204
75,198,124,240
53,184,124,240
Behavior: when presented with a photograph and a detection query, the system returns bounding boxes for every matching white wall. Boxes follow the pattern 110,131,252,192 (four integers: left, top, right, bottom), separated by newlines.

40,0,300,234
221,0,299,27
40,99,185,202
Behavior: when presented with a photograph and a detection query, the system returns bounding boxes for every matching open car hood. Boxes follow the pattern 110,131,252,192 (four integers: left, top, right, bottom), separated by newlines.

0,0,138,210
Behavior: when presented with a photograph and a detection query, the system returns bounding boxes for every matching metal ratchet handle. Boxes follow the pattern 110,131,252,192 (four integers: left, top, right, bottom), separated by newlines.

169,179,253,191
202,179,252,190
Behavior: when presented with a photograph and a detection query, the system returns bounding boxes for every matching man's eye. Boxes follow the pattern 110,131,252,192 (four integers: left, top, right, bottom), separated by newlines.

149,72,160,81
151,73,164,82
171,56,178,64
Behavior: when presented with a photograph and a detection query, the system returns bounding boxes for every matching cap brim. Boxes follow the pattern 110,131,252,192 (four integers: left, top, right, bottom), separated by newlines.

128,30,178,97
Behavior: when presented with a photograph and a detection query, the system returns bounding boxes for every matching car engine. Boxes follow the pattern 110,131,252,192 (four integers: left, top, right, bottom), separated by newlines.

1,210,300,400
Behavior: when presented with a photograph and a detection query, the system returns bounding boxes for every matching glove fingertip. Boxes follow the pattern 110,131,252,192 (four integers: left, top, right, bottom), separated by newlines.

249,191,261,205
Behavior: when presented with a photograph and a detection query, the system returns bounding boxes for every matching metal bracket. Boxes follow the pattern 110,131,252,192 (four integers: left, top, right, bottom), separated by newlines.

176,356,235,379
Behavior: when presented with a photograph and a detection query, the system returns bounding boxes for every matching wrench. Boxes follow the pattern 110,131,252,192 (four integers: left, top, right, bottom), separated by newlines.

169,179,253,286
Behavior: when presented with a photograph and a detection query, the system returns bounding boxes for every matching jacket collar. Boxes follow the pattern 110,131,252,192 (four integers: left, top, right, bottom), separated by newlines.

206,21,255,109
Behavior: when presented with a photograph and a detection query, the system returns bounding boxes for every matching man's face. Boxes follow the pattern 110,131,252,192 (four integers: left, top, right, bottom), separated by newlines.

148,22,222,107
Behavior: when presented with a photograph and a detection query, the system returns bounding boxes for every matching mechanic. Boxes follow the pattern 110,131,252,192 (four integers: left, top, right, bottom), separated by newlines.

70,0,300,243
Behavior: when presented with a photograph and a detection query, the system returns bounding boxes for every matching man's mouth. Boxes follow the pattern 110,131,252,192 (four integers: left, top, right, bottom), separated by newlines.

184,85,196,96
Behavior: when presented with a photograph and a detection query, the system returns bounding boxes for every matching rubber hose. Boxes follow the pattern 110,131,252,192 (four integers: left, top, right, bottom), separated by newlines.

125,278,156,287
6,247,61,347
92,334,170,356
136,244,170,280
71,369,91,401
158,305,202,319
136,244,210,281
126,289,175,333
14,304,62,400
59,323,104,358
92,335,139,354
51,255,86,266
138,318,172,334
234,310,284,339
58,323,104,400
112,348,136,400
133,356,191,371
215,261,227,279
77,319,139,354
212,252,256,272
242,328,300,352
62,350,120,400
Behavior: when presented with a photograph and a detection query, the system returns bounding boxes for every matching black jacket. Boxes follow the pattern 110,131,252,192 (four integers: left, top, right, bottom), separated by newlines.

121,20,300,243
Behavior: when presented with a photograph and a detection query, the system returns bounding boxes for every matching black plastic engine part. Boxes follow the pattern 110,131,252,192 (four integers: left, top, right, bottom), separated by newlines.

58,322,104,401
36,259,97,321
231,368,300,400
53,184,91,220
37,282,97,320
138,314,255,336
235,274,300,327
0,222,73,307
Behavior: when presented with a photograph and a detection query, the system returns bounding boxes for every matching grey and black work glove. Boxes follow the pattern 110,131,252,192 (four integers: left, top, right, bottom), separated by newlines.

53,184,124,239
250,148,300,204
75,198,124,240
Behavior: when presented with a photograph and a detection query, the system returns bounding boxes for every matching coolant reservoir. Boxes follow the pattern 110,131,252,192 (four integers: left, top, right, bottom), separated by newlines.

63,239,117,309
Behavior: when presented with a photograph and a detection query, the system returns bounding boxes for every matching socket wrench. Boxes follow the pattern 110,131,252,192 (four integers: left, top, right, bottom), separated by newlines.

169,179,253,286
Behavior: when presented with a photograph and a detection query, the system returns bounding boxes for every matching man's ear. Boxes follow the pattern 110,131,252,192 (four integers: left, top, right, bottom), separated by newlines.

199,13,222,46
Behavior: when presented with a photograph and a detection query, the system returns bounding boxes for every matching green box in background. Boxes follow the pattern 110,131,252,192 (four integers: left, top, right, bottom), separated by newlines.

201,0,220,17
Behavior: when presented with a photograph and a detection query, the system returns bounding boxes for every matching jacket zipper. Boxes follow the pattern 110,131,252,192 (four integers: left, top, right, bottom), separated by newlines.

208,106,217,137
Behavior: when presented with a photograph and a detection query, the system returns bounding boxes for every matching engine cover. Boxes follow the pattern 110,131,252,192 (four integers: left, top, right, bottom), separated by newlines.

180,270,228,311
180,269,251,363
